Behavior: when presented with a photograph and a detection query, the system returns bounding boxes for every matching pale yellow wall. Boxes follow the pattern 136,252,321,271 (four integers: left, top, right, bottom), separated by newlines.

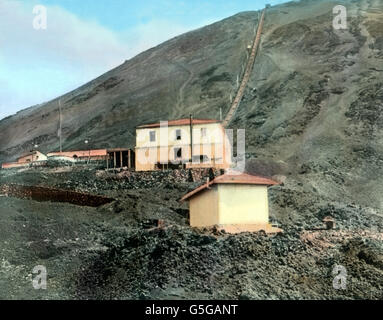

135,148,157,171
136,123,225,148
18,151,47,163
189,186,219,227
217,184,269,225
35,152,48,161
135,122,232,171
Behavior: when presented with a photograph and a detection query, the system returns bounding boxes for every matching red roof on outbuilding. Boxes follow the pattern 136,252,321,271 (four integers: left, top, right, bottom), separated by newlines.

181,172,279,201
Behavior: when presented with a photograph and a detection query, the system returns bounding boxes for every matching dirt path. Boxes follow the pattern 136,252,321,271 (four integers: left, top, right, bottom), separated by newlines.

173,62,195,118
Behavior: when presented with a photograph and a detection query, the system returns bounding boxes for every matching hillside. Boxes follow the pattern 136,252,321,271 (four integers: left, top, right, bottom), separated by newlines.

0,10,257,159
1,0,381,218
0,168,382,299
0,0,382,299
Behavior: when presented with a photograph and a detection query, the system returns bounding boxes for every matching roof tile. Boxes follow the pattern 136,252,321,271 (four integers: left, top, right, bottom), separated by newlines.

137,118,220,129
181,172,279,201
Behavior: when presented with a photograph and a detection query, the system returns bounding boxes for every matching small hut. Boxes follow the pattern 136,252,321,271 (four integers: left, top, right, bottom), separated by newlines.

181,172,282,234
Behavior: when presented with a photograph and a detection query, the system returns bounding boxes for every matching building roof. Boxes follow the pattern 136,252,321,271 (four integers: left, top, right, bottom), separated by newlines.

137,118,221,129
18,150,44,160
47,149,108,157
106,148,133,152
181,172,279,201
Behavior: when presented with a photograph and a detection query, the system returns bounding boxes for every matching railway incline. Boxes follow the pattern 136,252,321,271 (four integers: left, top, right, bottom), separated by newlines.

223,8,266,127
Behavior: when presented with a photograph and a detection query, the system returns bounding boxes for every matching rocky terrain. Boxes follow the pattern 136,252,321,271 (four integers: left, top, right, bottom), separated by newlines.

0,167,382,300
0,0,382,299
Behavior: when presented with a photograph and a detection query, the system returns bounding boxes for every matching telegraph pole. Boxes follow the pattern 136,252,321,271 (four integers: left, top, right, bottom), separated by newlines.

85,139,90,165
58,99,62,153
189,114,193,164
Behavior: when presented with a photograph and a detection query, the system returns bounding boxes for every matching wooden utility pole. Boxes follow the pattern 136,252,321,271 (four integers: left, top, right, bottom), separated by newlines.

84,139,90,164
189,114,193,163
58,99,62,153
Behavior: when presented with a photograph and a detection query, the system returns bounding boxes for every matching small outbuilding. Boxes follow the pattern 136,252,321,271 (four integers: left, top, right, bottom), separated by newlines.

1,151,48,169
323,216,335,230
181,172,282,234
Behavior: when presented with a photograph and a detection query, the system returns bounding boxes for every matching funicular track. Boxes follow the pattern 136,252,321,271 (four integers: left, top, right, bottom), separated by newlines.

223,8,266,127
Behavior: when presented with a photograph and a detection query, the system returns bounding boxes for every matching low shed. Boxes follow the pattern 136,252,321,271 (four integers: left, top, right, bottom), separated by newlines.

1,151,48,169
181,172,282,234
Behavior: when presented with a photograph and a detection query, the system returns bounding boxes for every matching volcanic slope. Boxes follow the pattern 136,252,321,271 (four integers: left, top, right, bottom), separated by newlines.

0,11,258,160
0,0,382,299
0,0,382,232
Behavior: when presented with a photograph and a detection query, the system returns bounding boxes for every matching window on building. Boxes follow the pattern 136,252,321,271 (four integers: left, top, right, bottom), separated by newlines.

174,148,182,159
150,131,156,142
201,128,207,137
175,129,181,140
